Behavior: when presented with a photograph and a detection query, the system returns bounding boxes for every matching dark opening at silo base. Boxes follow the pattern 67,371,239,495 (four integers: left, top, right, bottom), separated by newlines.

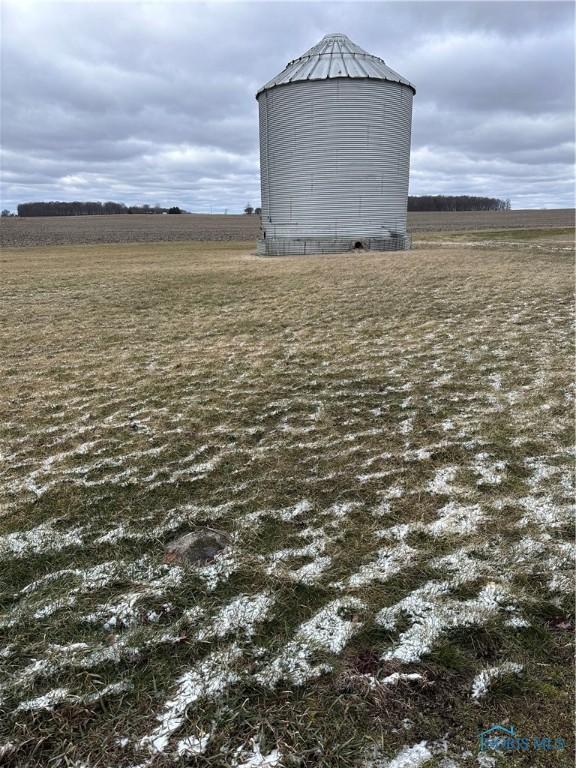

256,234,411,257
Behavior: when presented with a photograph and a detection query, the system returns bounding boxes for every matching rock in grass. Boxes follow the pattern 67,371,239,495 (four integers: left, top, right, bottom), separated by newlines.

164,529,230,565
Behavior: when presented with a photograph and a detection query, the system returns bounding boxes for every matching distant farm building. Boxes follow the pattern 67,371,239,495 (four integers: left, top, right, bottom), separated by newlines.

256,33,416,256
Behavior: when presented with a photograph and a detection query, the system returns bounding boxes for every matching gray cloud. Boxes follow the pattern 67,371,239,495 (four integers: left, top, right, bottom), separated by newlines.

1,1,573,211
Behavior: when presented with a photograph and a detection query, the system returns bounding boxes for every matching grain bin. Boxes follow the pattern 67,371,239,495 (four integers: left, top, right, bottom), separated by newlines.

256,33,415,256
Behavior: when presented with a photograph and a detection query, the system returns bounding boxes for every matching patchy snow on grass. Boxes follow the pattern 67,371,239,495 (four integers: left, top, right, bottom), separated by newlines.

193,550,239,592
15,687,70,712
176,732,211,757
323,501,361,520
473,453,506,486
2,241,573,767
296,597,365,654
286,555,332,584
0,743,16,761
82,681,132,704
517,495,572,528
257,598,365,687
427,466,459,495
524,458,564,492
488,373,502,391
85,592,171,631
232,739,282,767
141,645,242,753
0,520,84,559
278,499,313,521
94,525,147,545
399,418,414,435
404,448,432,462
476,754,497,767
94,502,235,546
431,548,492,586
7,639,140,696
428,502,484,537
377,582,511,663
471,662,524,699
372,500,392,518
361,672,424,689
267,529,326,564
378,504,484,547
510,535,574,595
381,485,405,500
366,741,433,768
505,615,531,628
379,522,414,541
256,642,332,688
196,593,274,640
348,543,416,588
381,672,424,686
32,596,77,620
240,499,314,530
431,373,453,388
357,470,395,483
7,557,183,629
264,526,332,584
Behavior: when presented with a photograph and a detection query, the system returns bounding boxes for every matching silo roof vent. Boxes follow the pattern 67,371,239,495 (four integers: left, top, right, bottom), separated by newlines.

256,32,415,96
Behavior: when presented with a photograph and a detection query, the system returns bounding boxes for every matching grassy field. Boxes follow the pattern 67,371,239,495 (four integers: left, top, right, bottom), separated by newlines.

0,230,574,767
1,209,574,247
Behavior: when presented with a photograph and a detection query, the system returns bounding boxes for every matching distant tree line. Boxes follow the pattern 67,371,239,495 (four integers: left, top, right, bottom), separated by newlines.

14,196,511,218
408,196,511,212
16,201,184,217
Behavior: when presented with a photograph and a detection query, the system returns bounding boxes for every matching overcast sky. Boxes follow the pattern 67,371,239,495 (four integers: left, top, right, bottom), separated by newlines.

1,1,574,212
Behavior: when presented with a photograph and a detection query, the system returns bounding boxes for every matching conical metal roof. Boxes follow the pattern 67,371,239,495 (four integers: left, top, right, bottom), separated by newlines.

256,33,415,96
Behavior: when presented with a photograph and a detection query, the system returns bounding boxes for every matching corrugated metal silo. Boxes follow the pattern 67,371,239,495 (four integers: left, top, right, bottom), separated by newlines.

256,33,415,256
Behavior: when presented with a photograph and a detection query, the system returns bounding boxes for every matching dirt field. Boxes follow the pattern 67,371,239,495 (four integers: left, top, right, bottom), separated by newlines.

0,231,574,767
1,208,573,247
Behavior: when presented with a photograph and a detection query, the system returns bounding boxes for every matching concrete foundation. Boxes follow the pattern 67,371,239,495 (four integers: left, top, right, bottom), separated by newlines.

256,234,411,256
